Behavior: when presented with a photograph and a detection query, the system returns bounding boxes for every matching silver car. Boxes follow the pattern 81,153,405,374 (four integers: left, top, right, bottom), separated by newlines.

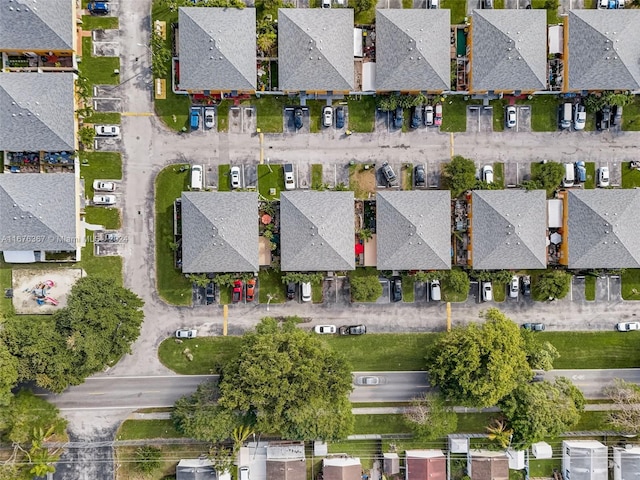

93,195,116,205
230,166,241,189
355,376,384,385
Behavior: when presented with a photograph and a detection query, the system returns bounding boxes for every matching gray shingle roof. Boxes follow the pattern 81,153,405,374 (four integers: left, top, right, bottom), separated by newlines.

0,173,77,251
278,9,354,92
0,72,75,151
568,190,640,269
471,9,547,92
0,0,73,51
376,191,451,270
567,10,640,91
178,7,256,92
471,190,547,270
280,191,355,271
375,9,450,92
181,192,259,273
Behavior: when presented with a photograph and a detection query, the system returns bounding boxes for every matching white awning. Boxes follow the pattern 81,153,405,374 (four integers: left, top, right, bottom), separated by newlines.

548,25,563,55
354,28,363,58
548,199,563,228
3,251,36,263
532,442,553,459
362,62,376,92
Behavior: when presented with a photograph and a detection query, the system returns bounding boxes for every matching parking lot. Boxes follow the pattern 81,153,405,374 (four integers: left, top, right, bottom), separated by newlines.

503,162,531,187
283,107,310,134
571,275,622,303
228,106,256,134
425,160,442,188
94,136,121,152
467,105,493,133
502,105,532,133
92,29,120,57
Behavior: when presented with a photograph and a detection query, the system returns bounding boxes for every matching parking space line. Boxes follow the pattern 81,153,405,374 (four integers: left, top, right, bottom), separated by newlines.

450,133,454,159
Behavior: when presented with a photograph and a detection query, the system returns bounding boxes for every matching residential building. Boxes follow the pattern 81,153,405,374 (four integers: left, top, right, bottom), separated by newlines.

278,9,354,94
0,72,77,152
0,173,81,263
0,0,77,71
176,459,231,480
562,440,607,480
376,191,451,271
467,451,509,480
266,443,306,480
405,450,446,480
470,10,547,93
178,7,257,94
280,191,355,272
322,457,362,480
375,9,450,92
612,445,640,480
180,192,259,273
470,190,547,270
566,10,640,92
565,190,640,269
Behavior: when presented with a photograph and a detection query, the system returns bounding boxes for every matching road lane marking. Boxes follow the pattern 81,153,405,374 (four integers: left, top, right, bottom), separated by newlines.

121,112,154,116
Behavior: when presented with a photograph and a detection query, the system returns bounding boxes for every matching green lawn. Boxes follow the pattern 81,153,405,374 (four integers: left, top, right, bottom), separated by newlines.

306,100,325,133
84,112,122,125
401,163,413,190
311,164,323,190
354,5,376,24
402,0,413,6
258,268,285,304
621,269,640,300
81,15,119,30
584,162,596,189
402,274,415,302
353,412,496,435
493,283,506,302
256,95,293,133
257,164,284,200
85,206,121,230
216,100,232,132
312,282,323,303
531,0,560,23
79,37,120,86
524,96,558,132
490,99,507,132
79,152,122,197
542,332,640,369
440,96,469,133
623,97,640,131
347,96,376,133
218,165,231,192
0,268,15,316
442,0,468,24
116,420,185,441
155,165,192,305
585,276,596,301
493,162,504,188
621,162,640,188
158,336,244,375
80,235,123,286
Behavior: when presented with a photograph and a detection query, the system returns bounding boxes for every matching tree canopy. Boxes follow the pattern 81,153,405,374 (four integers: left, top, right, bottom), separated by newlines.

522,161,564,197
2,277,144,393
427,308,531,407
403,393,457,440
442,156,477,197
604,379,640,433
532,270,571,301
0,341,18,407
349,273,383,302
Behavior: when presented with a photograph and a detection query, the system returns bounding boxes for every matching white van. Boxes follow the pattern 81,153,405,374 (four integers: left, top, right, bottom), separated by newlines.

239,467,249,480
560,103,572,129
562,163,575,188
191,165,203,191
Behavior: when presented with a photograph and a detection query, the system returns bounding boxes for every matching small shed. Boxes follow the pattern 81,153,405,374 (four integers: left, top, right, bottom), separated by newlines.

506,449,525,470
532,442,553,459
449,437,469,454
383,453,399,475
362,62,376,92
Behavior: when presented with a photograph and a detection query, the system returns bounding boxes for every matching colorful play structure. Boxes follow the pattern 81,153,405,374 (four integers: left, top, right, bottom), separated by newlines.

27,280,59,306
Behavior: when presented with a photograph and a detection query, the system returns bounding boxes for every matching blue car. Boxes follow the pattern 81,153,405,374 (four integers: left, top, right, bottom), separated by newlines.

88,1,109,15
190,107,201,131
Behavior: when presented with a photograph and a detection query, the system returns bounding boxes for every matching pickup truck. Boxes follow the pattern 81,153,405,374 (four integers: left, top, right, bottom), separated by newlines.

190,107,201,131
232,280,243,303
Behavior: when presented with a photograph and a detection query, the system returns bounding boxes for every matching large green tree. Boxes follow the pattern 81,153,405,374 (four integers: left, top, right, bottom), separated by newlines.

427,308,531,407
520,329,559,371
532,270,571,301
442,156,477,197
349,274,383,302
499,377,584,448
2,277,144,392
0,341,18,406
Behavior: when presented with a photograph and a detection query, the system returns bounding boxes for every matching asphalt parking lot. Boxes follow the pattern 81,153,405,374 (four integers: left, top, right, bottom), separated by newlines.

283,107,310,134
93,97,121,113
228,106,256,134
375,109,391,132
502,105,532,133
92,29,119,57
467,105,493,133
425,160,442,188
94,136,121,152
594,160,621,187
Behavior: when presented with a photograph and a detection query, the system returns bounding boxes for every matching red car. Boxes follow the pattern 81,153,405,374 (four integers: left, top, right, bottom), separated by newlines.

434,103,443,126
246,278,256,302
232,280,243,303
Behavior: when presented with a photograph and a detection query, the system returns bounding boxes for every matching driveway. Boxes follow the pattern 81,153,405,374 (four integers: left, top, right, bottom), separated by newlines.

375,109,390,133
594,159,621,187
572,276,586,303
467,105,493,133
92,29,120,57
283,107,310,134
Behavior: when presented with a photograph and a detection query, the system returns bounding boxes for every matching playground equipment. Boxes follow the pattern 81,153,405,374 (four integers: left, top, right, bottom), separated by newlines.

28,280,59,307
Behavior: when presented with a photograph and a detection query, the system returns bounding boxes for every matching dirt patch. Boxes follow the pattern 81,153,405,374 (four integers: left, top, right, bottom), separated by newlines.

349,164,376,199
12,268,84,314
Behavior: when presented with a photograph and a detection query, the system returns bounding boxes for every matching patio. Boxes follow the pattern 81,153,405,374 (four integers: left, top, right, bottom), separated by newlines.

4,54,74,69
5,152,40,173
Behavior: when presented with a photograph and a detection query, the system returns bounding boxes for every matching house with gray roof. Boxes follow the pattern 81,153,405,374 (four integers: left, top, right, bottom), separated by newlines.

278,9,354,93
0,72,76,152
471,190,547,270
376,191,451,271
375,9,450,92
180,192,259,273
280,191,355,272
178,7,256,93
470,10,547,93
0,173,80,263
567,10,640,92
567,190,640,269
0,0,75,53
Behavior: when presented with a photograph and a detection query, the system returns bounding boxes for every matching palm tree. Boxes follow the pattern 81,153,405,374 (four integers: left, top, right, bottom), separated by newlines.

232,425,254,452
486,419,513,449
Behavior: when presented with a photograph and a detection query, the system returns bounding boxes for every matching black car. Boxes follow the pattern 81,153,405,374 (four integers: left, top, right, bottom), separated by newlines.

414,165,426,187
612,105,623,126
597,105,611,131
393,107,404,129
410,106,423,129
205,282,215,305
392,278,402,302
522,322,545,331
339,325,366,335
336,107,345,129
520,275,531,296
286,282,296,300
294,108,303,129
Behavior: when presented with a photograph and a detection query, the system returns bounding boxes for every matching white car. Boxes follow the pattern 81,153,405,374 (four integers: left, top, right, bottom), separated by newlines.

574,105,586,130
204,107,215,129
301,282,311,302
284,164,295,190
314,325,337,334
322,106,333,128
93,180,116,192
355,376,384,385
598,167,610,187
175,328,197,338
95,125,120,137
230,166,241,189
506,106,517,128
482,165,494,184
93,195,116,205
482,281,493,302
509,276,519,299
616,322,640,332
430,279,441,301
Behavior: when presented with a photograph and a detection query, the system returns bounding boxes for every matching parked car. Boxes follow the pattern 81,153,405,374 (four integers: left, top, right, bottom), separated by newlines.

574,104,586,130
301,282,312,302
424,105,434,126
322,106,333,128
521,275,531,296
284,163,295,190
575,161,587,183
355,376,384,385
522,322,545,331
414,165,426,187
430,279,441,301
597,106,611,131
411,106,423,129
392,278,402,302
95,125,120,137
232,280,243,303
616,322,640,332
205,282,215,305
93,195,116,205
434,104,443,126
336,107,345,129
294,108,303,129
482,165,494,184
481,281,493,302
482,0,493,7
509,276,519,299
393,107,404,129
286,282,296,300
204,107,215,129
532,370,545,382
314,325,337,334
190,107,201,130
598,167,610,187
246,278,256,302
612,105,623,126
88,1,109,14
428,0,439,8
93,180,116,192
230,166,241,189
175,328,197,339
339,325,366,335
380,162,397,185
322,0,331,7
505,106,517,128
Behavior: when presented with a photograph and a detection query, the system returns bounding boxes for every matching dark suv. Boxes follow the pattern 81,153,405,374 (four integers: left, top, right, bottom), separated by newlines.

286,282,296,300
339,325,366,335
380,162,397,185
393,107,403,129
597,106,611,131
392,278,402,302
414,165,426,187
